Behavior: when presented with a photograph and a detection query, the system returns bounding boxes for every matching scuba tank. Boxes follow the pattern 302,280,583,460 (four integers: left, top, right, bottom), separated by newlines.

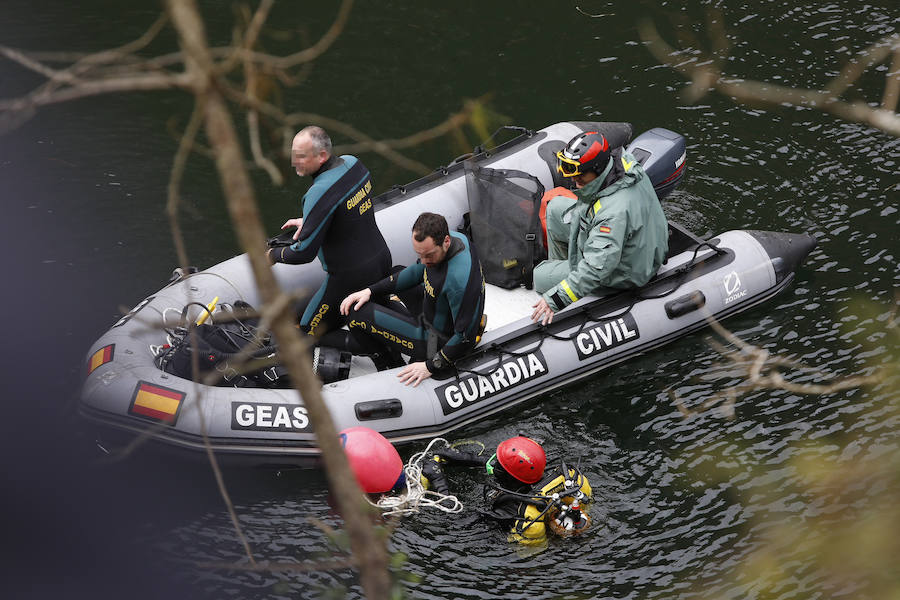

503,461,593,544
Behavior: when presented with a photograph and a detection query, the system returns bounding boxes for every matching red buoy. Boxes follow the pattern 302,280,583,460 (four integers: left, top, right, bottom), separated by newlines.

339,426,404,494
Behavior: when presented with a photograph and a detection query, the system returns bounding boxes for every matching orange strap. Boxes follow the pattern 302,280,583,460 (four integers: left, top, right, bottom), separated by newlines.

539,187,577,248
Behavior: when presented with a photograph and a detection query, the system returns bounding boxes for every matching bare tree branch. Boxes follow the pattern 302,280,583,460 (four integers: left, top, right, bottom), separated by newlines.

0,0,477,181
220,0,274,75
167,103,204,271
335,98,481,154
0,72,190,114
671,311,891,419
165,1,391,597
240,1,283,185
0,12,171,124
216,81,440,174
100,296,302,565
153,0,353,74
0,13,167,82
639,20,900,137
826,35,898,98
246,92,284,184
0,46,85,86
4,4,485,591
191,378,258,566
882,44,900,112
256,0,353,70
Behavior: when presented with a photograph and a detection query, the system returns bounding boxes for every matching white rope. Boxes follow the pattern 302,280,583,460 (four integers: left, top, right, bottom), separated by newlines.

161,306,184,329
149,307,189,357
368,438,464,517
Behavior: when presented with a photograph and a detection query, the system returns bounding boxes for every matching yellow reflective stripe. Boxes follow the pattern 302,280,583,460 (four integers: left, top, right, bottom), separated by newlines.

622,157,635,171
592,199,602,214
560,279,578,302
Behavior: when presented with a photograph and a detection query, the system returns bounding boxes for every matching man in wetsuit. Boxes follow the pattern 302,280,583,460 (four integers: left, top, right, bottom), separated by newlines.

267,126,392,337
531,131,668,325
339,212,486,386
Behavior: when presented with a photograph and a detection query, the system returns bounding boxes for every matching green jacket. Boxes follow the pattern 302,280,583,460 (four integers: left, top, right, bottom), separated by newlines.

544,150,668,311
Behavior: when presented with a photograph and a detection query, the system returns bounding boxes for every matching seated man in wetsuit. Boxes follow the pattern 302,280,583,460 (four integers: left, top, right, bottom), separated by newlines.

267,126,392,338
339,212,486,386
422,436,592,545
531,131,668,325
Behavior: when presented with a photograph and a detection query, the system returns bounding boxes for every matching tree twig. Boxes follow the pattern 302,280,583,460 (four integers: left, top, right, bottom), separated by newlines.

825,34,898,98
240,1,283,185
638,20,900,137
165,1,392,595
167,103,204,271
0,72,190,113
882,43,900,112
672,311,890,419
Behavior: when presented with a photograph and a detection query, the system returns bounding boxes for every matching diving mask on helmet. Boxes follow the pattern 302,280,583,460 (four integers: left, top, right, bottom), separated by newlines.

556,131,611,179
556,151,584,177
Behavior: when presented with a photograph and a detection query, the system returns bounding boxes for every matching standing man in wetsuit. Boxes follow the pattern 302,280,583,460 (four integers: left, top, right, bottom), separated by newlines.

339,212,486,386
267,126,392,338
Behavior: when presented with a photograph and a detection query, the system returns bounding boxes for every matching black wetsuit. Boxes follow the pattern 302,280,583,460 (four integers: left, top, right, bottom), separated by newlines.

346,232,486,372
270,155,392,336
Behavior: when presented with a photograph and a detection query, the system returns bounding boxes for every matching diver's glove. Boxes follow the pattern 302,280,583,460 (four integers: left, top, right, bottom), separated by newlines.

433,447,487,467
421,457,450,495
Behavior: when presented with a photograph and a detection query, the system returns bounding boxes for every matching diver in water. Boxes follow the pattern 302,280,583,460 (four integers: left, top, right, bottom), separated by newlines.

422,436,592,545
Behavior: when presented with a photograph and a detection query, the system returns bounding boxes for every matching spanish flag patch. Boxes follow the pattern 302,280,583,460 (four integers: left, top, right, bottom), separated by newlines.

129,382,185,425
87,344,114,375
598,226,611,234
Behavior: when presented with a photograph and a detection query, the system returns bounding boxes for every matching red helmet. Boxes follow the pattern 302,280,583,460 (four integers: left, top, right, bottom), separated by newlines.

556,131,610,178
496,436,546,484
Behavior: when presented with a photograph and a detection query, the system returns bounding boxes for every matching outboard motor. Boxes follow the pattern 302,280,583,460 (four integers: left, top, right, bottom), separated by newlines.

626,127,687,200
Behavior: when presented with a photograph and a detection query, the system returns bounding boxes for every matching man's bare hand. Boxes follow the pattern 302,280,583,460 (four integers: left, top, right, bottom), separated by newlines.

397,361,432,387
531,297,555,325
340,288,372,315
281,217,303,240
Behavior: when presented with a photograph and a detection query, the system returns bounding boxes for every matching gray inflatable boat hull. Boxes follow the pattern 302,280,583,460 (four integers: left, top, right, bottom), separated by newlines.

79,122,815,464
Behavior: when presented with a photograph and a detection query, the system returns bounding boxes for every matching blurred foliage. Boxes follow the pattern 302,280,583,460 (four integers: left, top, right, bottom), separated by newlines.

695,297,899,598
448,98,511,156
306,518,422,599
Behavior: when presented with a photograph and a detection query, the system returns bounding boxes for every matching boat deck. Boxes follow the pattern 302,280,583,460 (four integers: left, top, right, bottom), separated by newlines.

346,283,537,378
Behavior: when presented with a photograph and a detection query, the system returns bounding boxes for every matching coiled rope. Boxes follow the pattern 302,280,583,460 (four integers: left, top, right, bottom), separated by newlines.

367,438,464,517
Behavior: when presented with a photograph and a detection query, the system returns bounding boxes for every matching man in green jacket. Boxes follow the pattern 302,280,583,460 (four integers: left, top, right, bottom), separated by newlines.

531,131,668,325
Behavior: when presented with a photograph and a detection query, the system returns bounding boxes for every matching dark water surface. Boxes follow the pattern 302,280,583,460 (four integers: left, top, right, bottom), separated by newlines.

2,1,897,599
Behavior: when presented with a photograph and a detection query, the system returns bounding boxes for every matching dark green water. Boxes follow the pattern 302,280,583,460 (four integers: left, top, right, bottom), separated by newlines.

2,2,897,599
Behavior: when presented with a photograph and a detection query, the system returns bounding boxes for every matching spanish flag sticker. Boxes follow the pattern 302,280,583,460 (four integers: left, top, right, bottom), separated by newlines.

87,344,115,376
129,382,185,425
598,226,611,234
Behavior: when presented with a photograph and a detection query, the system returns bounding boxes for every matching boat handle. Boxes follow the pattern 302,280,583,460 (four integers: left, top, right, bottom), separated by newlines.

664,291,706,319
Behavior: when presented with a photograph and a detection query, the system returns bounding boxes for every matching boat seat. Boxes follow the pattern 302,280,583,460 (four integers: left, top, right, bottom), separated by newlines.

483,283,541,331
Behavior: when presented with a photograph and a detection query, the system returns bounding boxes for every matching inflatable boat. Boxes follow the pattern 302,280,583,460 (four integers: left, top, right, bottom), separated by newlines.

79,121,816,465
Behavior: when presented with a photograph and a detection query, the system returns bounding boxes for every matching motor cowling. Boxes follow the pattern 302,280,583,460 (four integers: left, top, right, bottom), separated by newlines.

626,127,687,200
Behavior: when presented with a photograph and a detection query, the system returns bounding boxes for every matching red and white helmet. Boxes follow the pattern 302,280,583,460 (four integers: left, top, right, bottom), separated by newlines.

556,131,611,178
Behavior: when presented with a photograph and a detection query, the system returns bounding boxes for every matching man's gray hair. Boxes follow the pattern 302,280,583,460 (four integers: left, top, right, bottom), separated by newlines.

298,126,333,156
